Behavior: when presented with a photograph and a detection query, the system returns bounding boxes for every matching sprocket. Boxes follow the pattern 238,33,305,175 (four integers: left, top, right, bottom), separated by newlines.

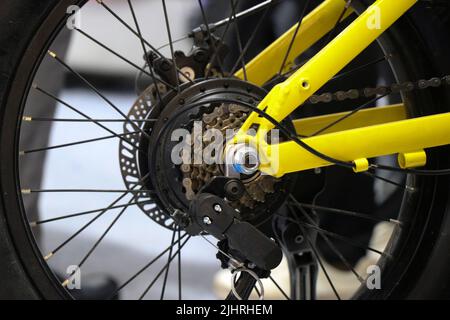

137,78,296,228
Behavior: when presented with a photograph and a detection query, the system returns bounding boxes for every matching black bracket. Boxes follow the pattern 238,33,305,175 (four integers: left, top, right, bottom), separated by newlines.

187,177,283,271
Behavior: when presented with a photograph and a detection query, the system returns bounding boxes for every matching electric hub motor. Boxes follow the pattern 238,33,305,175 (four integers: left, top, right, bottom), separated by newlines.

119,78,295,230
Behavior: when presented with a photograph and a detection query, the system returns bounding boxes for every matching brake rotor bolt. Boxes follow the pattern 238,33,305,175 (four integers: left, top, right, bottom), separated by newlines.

203,216,212,225
213,204,222,213
295,235,304,244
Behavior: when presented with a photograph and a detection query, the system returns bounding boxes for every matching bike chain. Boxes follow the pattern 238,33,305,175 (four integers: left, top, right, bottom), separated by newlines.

307,75,450,104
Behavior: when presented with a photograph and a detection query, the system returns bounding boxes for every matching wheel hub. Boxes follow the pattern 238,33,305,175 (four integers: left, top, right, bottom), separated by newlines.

120,78,294,230
180,102,279,211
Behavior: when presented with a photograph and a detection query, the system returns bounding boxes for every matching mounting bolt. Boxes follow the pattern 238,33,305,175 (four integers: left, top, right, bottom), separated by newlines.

203,216,212,225
295,235,304,244
213,204,222,213
228,144,260,175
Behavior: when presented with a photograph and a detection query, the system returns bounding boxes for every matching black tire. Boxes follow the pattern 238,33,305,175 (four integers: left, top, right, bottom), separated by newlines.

0,0,449,299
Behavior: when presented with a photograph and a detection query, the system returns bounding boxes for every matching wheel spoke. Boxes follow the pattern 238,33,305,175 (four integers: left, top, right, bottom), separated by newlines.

20,130,139,154
97,0,192,86
275,213,391,258
329,54,392,83
139,236,191,300
311,93,388,136
33,85,141,150
229,3,272,75
22,188,152,194
74,27,171,88
289,195,402,225
370,164,450,176
211,0,275,31
288,202,365,284
229,0,247,80
323,0,353,48
160,229,177,300
110,233,189,298
203,0,239,78
127,0,163,103
161,0,181,93
47,50,151,139
30,200,152,227
62,195,138,287
268,0,353,90
269,275,291,300
41,179,147,261
177,228,182,300
364,170,409,190
298,222,341,300
197,0,227,77
278,0,311,75
22,117,157,123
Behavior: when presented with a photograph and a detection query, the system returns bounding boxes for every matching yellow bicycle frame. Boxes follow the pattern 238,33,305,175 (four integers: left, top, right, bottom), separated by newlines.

232,0,450,177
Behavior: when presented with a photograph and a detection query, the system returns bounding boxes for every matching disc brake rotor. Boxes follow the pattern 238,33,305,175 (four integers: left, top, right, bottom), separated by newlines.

118,83,176,229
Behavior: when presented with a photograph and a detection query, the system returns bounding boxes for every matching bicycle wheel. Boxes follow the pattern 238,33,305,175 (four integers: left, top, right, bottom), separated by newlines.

0,0,449,300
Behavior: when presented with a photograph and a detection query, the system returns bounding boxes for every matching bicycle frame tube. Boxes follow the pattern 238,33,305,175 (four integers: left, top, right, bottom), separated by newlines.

230,0,450,177
292,104,406,136
264,112,450,176
234,0,353,86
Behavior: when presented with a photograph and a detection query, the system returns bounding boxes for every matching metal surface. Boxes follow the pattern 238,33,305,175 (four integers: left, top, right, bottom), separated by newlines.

119,84,176,229
293,104,407,136
229,144,260,176
263,111,450,176
181,102,279,210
